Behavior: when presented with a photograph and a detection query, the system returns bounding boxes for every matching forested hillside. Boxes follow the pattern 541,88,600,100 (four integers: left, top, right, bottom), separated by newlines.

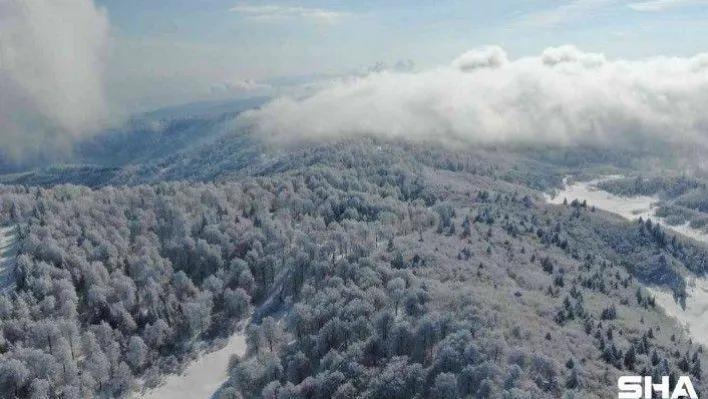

5,0,708,396
0,132,706,398
0,97,269,181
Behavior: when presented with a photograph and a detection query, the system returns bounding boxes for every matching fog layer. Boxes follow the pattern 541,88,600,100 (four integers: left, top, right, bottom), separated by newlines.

243,45,708,149
0,0,109,159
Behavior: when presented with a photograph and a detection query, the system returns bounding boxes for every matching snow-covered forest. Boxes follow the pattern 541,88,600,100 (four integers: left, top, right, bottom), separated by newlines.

0,118,707,398
4,0,708,397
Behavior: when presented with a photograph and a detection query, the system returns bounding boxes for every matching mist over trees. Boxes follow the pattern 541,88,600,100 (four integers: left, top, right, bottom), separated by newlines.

242,45,708,153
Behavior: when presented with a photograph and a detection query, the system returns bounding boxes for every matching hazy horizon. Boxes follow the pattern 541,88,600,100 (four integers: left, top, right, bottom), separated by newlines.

1,0,708,158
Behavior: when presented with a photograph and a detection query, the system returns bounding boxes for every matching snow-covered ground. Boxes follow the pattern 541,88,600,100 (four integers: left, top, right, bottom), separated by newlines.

544,176,659,222
547,177,708,347
0,225,17,293
135,332,247,399
546,176,708,243
650,278,708,348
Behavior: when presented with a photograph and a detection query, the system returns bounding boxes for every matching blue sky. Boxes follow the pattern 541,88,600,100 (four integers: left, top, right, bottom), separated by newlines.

95,0,708,110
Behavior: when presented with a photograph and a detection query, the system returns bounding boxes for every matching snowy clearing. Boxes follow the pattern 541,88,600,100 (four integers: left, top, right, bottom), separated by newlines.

544,176,659,222
547,177,708,347
135,332,246,399
0,225,17,292
545,176,708,243
650,277,708,348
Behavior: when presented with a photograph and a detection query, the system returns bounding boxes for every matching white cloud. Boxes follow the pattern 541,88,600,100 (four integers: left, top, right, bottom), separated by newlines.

518,0,614,28
239,45,708,150
541,45,606,67
628,0,708,11
230,4,347,25
452,46,509,72
0,0,110,159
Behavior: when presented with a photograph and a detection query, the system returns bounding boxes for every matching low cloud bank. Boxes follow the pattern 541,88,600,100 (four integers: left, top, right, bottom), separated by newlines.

241,45,708,149
0,0,110,159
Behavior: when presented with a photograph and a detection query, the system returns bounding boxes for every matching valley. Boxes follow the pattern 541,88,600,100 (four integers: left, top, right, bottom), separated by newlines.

550,176,708,349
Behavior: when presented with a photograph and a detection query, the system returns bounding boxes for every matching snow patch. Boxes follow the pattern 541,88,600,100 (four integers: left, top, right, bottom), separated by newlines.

135,332,246,399
544,176,659,222
545,176,708,243
0,226,17,292
648,277,708,348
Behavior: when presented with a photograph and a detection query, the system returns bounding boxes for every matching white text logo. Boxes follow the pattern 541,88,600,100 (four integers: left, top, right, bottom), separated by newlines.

618,376,697,399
